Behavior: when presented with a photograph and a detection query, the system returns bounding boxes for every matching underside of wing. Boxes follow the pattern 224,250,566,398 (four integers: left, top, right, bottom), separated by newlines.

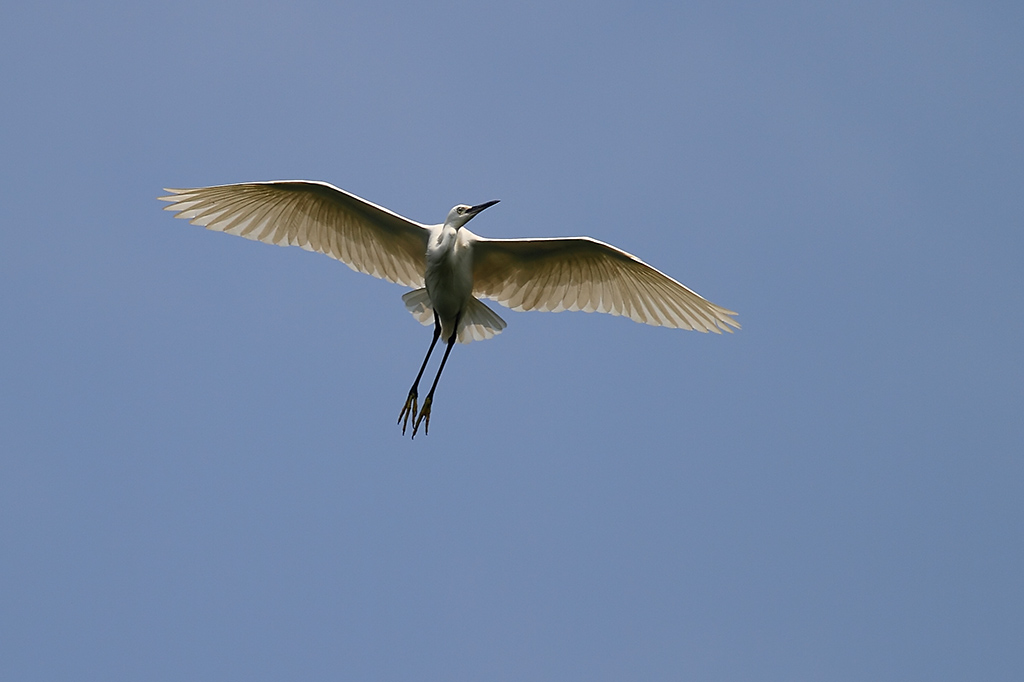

159,181,430,288
470,237,739,333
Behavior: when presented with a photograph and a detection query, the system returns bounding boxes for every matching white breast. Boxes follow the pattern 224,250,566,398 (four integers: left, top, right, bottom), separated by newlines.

424,226,475,339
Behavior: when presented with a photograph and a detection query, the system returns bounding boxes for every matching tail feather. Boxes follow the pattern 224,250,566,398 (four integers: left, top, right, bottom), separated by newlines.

401,288,507,344
402,288,435,327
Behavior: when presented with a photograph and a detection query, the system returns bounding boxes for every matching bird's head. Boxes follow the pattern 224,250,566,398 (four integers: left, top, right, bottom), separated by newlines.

445,200,499,229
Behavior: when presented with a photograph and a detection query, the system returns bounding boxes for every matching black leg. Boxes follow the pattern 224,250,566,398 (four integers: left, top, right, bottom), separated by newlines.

412,321,458,438
398,314,442,435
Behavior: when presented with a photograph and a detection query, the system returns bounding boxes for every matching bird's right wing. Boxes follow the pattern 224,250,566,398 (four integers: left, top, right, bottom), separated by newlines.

160,181,430,288
471,236,739,333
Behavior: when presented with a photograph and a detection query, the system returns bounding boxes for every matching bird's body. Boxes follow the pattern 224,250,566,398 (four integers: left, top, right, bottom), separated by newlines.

160,180,738,437
424,220,475,342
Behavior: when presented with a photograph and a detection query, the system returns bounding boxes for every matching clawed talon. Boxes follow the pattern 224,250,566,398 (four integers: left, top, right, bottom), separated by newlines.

400,317,455,439
398,390,418,435
412,395,432,438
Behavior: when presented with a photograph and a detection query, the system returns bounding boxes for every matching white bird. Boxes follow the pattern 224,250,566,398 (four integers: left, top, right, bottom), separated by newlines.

159,181,739,437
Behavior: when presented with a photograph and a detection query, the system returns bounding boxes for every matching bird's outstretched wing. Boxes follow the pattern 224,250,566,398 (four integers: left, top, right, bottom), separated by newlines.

470,236,739,333
160,181,430,288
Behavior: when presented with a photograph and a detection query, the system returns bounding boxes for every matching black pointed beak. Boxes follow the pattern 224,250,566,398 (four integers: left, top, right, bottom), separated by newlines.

467,199,500,216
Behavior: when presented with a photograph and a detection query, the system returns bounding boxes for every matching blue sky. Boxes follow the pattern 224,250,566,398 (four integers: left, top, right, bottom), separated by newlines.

2,1,1022,680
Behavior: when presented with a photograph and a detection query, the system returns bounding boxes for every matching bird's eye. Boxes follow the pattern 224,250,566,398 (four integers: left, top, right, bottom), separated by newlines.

457,207,465,214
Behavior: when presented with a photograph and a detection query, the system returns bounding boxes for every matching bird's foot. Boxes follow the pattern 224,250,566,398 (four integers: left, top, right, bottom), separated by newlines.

398,389,418,435
412,395,433,439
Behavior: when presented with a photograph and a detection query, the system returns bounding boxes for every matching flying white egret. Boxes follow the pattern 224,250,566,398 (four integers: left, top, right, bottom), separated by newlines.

159,181,739,437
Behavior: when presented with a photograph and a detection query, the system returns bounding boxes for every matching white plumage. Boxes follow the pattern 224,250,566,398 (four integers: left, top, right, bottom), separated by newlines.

160,180,739,436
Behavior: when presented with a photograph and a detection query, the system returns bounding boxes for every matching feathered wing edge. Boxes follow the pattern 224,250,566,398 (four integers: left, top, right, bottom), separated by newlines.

470,236,739,333
402,288,507,344
159,181,430,289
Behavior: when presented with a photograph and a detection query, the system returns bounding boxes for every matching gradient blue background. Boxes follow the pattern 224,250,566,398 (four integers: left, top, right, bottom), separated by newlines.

2,2,1022,680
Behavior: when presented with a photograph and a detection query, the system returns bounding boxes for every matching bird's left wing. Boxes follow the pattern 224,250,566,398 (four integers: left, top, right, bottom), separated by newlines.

470,236,739,333
160,181,430,288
